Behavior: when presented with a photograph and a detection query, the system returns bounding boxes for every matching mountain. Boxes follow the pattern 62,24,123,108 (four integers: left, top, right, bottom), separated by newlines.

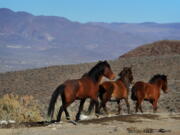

0,8,180,72
120,40,180,58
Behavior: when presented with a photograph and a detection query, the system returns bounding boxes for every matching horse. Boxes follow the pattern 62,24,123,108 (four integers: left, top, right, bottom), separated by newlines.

48,61,115,122
87,67,133,115
131,74,168,113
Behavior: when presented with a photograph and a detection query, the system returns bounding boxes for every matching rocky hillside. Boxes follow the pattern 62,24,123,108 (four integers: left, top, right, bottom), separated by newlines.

120,40,180,58
0,54,179,116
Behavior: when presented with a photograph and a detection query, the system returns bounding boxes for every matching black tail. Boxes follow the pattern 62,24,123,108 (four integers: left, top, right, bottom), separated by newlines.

131,85,137,101
48,84,65,119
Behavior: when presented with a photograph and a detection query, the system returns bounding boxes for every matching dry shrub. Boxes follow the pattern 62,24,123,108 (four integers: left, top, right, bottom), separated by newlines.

0,93,43,122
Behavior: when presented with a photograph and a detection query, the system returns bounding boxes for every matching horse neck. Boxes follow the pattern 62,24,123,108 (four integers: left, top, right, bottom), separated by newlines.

87,71,104,84
150,80,163,89
97,75,104,84
117,76,131,89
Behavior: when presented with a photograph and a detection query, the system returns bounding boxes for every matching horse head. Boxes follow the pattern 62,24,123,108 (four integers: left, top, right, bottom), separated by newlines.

149,74,168,93
101,60,115,80
161,75,168,93
118,67,133,84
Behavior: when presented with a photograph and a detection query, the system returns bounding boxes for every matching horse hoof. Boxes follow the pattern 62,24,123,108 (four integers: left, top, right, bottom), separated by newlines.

75,118,80,122
66,117,70,120
85,111,91,115
69,120,78,125
95,113,102,117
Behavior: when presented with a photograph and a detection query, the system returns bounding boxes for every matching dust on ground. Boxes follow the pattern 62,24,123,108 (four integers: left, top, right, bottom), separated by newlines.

0,113,180,135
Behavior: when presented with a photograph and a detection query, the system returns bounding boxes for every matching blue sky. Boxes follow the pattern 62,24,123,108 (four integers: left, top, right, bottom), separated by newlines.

0,0,179,23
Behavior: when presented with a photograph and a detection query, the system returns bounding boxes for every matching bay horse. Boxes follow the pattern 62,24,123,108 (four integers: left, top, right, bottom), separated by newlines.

131,74,168,113
48,61,115,122
87,67,133,115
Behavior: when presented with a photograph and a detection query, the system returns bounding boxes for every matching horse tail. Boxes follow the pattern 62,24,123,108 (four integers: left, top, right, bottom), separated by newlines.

131,85,137,101
48,84,65,119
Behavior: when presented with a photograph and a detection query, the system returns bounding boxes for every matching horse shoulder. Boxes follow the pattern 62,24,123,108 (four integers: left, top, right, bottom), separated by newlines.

110,81,122,98
102,81,114,90
79,77,94,91
145,83,160,99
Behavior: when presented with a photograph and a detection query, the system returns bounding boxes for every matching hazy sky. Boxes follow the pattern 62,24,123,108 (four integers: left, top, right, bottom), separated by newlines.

0,0,179,23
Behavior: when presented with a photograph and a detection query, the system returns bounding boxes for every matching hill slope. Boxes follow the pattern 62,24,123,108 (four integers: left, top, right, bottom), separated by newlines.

0,54,179,115
120,40,180,58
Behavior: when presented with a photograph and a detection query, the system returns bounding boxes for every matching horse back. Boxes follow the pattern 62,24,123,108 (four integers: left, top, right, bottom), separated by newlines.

133,81,160,100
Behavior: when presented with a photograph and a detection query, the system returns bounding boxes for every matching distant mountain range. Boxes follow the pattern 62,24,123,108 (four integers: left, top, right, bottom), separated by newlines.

0,8,180,72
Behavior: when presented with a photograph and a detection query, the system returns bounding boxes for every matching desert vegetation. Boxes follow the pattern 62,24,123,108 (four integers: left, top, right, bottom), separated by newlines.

0,94,43,122
0,40,179,122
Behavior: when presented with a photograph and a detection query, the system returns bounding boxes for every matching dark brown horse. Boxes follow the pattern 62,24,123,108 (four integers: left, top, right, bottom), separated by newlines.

87,67,133,115
48,61,115,122
131,74,168,113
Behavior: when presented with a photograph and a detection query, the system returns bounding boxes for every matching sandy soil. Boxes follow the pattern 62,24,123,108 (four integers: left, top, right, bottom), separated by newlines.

0,113,180,135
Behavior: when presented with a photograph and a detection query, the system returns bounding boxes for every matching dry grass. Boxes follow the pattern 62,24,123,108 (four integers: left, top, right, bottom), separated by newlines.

0,94,43,122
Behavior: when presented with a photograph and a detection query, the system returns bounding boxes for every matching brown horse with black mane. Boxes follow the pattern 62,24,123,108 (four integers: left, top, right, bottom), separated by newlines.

87,67,133,115
48,61,115,122
131,74,168,113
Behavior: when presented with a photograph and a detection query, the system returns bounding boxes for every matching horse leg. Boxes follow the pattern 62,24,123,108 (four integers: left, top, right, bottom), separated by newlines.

138,98,143,113
135,102,139,113
136,99,143,113
64,108,70,120
152,100,158,113
124,98,130,114
94,99,100,116
100,101,108,114
139,104,143,113
57,105,64,122
149,99,158,113
56,101,72,122
76,98,86,121
87,99,95,115
116,100,121,115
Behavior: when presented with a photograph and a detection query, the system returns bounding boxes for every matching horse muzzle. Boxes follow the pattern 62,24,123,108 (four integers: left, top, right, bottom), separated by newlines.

111,74,116,80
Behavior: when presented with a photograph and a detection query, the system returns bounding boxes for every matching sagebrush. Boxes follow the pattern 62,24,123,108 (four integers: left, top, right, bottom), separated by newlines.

0,93,43,122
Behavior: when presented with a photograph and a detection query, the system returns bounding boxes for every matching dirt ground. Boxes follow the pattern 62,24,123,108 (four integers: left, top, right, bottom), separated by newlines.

0,113,180,135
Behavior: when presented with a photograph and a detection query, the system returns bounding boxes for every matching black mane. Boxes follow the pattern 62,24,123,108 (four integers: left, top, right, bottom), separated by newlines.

118,67,130,77
87,61,110,82
149,74,167,83
117,67,133,89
